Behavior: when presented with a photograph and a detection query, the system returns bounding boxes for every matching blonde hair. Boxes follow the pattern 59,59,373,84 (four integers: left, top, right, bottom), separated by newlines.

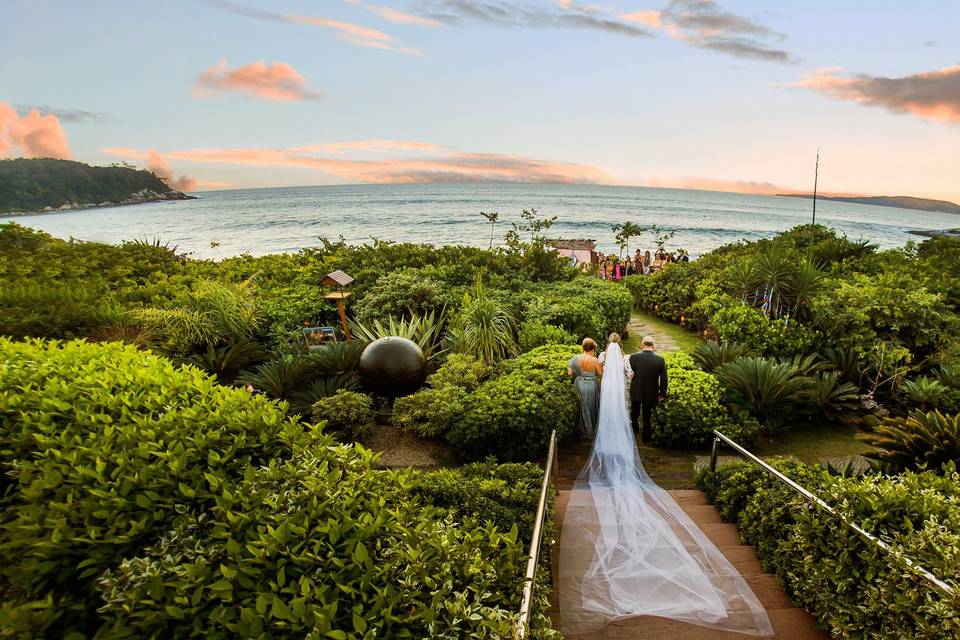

608,333,621,344
581,337,597,352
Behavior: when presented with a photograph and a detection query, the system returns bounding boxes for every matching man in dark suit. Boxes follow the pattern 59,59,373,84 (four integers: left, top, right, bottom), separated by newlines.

628,336,668,443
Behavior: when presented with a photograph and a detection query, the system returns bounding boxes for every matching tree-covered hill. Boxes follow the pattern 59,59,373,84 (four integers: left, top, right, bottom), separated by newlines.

0,157,192,215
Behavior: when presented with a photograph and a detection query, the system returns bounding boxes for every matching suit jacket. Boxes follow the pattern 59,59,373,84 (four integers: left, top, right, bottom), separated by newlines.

628,350,667,404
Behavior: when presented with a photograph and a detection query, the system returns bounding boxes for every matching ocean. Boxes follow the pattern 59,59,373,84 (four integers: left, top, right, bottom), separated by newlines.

3,183,956,260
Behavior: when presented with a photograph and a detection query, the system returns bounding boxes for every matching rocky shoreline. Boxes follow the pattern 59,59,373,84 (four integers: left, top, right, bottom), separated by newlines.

909,228,960,239
1,188,196,217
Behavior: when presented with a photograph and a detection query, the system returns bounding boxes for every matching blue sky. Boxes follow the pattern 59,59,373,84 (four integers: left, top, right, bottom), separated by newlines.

2,1,959,200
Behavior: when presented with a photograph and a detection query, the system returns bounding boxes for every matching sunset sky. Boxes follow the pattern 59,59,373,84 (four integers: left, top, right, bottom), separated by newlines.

2,1,959,200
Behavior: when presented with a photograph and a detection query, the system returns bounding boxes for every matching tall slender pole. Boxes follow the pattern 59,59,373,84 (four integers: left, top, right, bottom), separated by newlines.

812,147,820,226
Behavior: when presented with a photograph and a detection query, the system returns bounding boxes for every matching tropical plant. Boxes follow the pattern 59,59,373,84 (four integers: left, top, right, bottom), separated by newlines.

900,376,954,411
821,346,861,384
135,278,258,353
290,371,361,415
451,278,517,365
752,246,796,320
715,356,810,428
726,259,758,302
304,339,365,376
692,340,756,372
186,340,269,383
613,221,643,258
779,352,831,378
801,371,861,422
860,410,960,472
238,354,310,400
785,257,826,321
479,210,499,248
311,389,376,441
350,309,447,363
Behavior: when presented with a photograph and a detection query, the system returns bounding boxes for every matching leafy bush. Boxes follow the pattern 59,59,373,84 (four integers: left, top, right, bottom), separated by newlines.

353,269,451,325
697,460,960,639
393,384,466,438
448,345,579,461
715,356,809,428
0,338,298,636
95,449,559,640
661,350,699,371
900,376,955,411
860,410,960,472
311,389,376,441
522,279,632,349
428,353,491,391
414,461,548,542
517,320,575,353
652,365,761,448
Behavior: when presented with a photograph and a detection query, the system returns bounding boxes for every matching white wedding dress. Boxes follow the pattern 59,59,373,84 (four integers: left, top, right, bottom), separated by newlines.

558,342,774,636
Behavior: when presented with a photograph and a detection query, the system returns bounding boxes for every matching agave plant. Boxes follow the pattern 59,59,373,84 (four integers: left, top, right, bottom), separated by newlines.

692,340,756,372
900,376,953,411
801,371,861,422
350,309,446,363
715,356,810,428
186,340,269,384
934,364,960,390
450,279,517,365
238,354,310,400
135,278,258,353
860,410,960,472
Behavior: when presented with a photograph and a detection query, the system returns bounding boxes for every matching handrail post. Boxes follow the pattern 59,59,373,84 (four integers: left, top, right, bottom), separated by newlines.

709,434,719,472
516,430,558,639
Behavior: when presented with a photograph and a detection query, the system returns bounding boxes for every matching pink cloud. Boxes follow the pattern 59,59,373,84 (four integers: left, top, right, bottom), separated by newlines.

621,10,662,28
0,102,71,159
787,65,960,123
193,60,322,101
344,0,442,27
646,176,860,198
147,149,197,192
102,142,618,185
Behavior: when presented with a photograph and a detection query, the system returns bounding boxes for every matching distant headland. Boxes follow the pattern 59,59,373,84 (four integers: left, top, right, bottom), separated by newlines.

0,158,194,216
777,193,960,215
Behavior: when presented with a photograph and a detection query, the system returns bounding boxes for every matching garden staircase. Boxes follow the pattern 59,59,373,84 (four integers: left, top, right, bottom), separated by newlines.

548,443,829,640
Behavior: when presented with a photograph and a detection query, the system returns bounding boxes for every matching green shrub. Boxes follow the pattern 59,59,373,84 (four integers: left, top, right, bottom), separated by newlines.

697,459,960,639
414,461,548,542
517,320,575,352
393,384,466,438
522,279,632,349
715,356,810,428
311,389,375,441
0,338,299,636
353,269,451,325
652,366,761,448
428,353,491,391
900,376,955,411
692,339,756,372
95,449,559,640
662,350,699,371
448,345,579,461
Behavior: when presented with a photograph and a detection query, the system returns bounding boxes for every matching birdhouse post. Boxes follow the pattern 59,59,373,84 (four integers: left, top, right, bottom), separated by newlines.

320,270,355,341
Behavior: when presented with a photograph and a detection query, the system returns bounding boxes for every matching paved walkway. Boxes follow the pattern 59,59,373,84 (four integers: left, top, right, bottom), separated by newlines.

549,442,829,640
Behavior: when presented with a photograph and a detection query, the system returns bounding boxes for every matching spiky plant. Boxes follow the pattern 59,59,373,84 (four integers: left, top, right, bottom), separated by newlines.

290,372,361,416
860,410,960,472
785,258,826,322
752,246,797,319
451,279,517,365
821,346,861,384
900,376,953,411
779,353,831,378
801,371,861,422
692,340,756,372
238,355,310,401
304,341,366,376
350,309,446,363
186,340,269,384
726,259,759,303
715,356,810,428
135,278,258,353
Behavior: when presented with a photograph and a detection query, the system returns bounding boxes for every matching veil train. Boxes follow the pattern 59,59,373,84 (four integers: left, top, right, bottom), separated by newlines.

557,341,774,636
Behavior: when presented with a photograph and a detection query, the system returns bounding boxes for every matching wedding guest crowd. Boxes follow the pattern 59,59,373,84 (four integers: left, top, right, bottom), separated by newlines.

597,248,689,280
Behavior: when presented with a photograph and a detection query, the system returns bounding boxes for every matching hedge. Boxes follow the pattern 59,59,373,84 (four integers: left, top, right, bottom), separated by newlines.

448,345,579,461
697,459,960,639
522,279,632,349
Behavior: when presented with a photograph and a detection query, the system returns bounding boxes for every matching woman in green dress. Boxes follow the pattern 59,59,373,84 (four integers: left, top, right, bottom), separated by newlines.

568,338,602,440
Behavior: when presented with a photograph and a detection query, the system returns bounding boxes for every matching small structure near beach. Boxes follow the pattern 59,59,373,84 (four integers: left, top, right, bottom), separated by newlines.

549,239,598,266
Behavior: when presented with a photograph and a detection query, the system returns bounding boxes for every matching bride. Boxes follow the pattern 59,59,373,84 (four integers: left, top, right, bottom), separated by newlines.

558,334,774,636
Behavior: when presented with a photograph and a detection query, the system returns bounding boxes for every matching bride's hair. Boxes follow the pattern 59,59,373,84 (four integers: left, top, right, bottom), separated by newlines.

607,333,621,344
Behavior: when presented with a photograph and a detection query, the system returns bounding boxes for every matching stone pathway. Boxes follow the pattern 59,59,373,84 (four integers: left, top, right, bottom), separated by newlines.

548,442,829,640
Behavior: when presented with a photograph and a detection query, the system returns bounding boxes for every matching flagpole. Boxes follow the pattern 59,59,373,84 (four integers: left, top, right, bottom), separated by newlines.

812,148,820,225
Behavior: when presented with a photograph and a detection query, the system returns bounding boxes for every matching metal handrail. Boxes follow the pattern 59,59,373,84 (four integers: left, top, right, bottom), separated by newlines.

709,430,955,598
515,429,560,639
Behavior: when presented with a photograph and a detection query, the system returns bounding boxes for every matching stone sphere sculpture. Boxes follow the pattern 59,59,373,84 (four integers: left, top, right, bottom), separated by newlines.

358,336,427,397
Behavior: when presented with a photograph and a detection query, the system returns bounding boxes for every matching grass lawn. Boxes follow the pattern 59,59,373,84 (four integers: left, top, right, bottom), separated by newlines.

622,311,702,353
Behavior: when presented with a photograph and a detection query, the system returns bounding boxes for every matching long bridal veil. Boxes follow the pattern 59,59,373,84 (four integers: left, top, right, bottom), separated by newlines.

557,342,773,636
